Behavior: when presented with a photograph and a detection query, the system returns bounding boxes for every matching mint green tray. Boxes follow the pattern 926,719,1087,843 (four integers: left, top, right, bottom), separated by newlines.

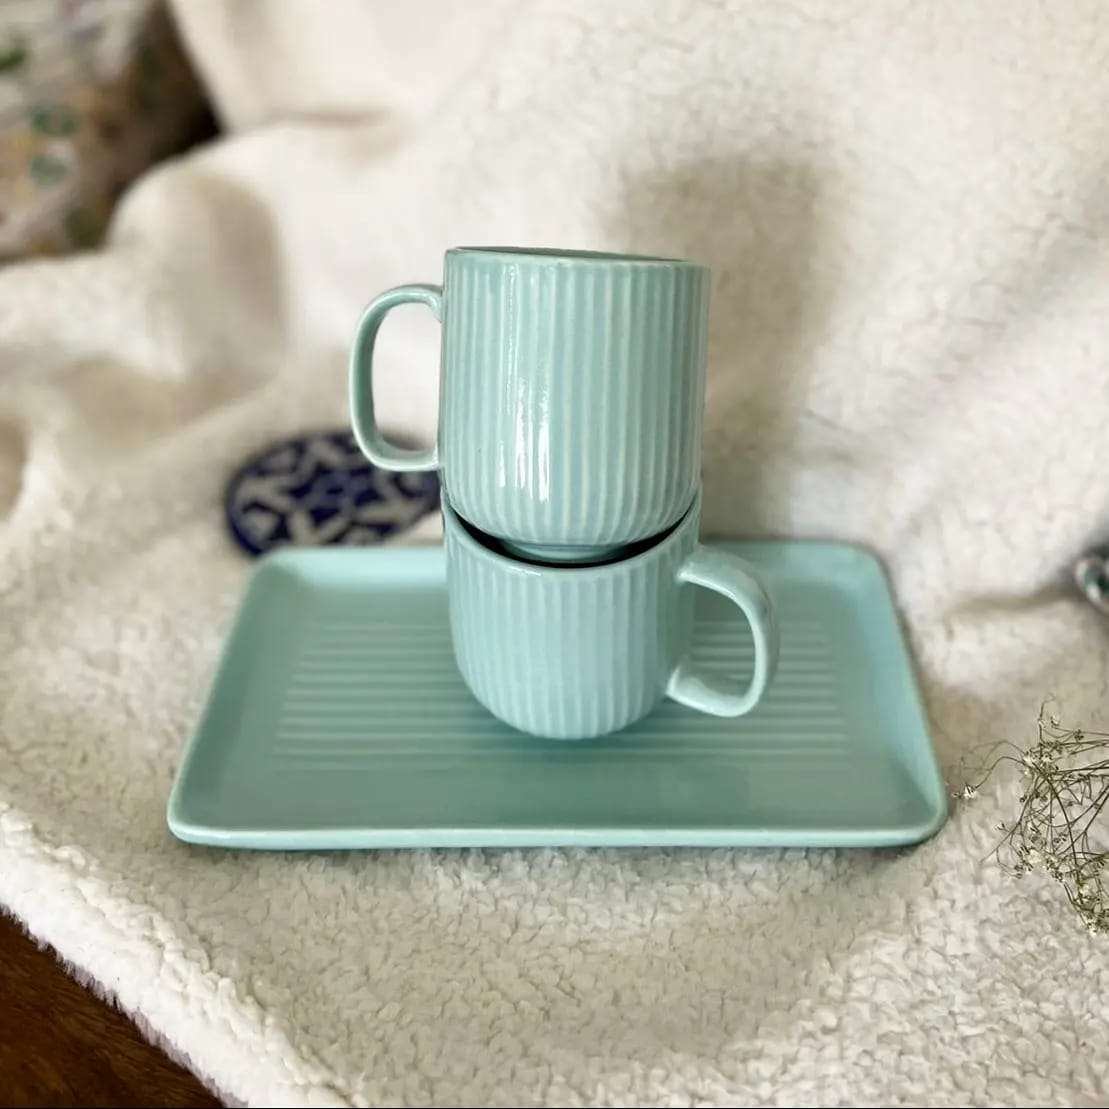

167,542,948,850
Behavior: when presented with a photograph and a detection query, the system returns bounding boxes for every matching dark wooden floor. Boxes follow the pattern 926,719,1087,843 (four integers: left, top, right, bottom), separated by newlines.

0,911,221,1108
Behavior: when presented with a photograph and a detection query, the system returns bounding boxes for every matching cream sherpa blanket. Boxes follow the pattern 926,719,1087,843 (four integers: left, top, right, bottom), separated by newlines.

3,1,1109,1104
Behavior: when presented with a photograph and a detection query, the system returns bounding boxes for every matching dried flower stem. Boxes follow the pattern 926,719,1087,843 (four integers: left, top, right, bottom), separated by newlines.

959,703,1109,934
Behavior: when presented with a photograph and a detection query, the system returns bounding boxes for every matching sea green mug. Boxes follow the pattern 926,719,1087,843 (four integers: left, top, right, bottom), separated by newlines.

444,488,779,740
349,247,711,562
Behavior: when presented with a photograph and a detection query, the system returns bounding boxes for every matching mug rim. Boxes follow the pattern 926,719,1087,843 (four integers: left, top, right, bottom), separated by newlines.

446,245,705,268
443,488,702,579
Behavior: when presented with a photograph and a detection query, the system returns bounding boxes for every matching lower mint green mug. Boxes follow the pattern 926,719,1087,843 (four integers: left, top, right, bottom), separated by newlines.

444,489,779,740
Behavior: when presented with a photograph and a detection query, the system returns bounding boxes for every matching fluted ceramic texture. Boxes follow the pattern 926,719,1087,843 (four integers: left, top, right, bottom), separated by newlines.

440,251,710,551
445,496,698,740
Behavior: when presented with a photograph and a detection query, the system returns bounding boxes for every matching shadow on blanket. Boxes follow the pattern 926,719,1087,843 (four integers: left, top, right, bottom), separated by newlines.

610,156,842,538
0,414,26,522
287,841,933,1072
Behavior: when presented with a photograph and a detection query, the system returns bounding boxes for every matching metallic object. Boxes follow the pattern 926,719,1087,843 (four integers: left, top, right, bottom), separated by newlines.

1075,546,1109,616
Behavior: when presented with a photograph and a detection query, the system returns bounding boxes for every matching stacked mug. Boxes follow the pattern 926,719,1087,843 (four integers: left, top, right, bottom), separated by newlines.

349,247,780,740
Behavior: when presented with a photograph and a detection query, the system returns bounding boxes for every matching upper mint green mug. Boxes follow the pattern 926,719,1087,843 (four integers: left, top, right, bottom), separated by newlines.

349,247,711,561
444,488,779,741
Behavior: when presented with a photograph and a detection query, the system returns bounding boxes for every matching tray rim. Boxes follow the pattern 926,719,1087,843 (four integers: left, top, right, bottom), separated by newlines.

166,538,949,851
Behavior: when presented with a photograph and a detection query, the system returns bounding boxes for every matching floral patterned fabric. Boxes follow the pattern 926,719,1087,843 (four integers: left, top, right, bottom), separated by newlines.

0,0,209,261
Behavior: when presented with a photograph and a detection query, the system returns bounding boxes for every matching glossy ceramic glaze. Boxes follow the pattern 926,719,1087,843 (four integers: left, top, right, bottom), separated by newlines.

349,247,711,558
443,490,778,740
165,540,948,851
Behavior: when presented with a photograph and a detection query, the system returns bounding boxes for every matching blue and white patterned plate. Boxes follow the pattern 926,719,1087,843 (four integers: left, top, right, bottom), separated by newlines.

225,428,440,557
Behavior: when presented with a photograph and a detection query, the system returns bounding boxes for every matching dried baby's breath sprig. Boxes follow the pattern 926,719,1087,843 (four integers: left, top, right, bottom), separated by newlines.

959,703,1109,935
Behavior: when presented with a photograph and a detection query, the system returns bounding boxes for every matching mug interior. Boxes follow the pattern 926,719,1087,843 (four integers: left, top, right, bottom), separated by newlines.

445,491,699,571
496,536,643,566
449,245,700,266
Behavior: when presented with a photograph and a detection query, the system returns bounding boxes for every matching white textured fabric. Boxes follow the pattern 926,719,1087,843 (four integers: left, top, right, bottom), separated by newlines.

3,1,1109,1105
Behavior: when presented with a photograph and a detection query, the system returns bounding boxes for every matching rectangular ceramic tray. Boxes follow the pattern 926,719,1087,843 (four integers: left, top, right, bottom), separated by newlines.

167,541,948,850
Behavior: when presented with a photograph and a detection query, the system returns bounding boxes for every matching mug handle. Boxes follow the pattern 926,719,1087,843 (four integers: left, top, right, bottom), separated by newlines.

348,283,442,471
666,546,780,717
